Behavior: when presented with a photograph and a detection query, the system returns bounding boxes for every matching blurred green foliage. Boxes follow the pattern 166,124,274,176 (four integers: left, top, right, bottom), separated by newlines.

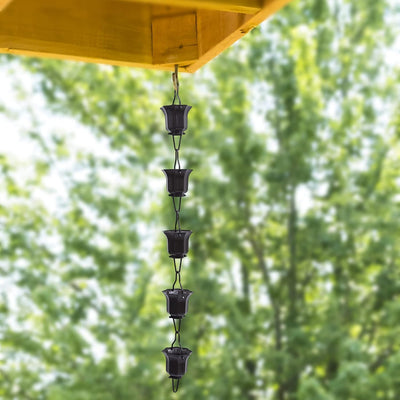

1,0,400,399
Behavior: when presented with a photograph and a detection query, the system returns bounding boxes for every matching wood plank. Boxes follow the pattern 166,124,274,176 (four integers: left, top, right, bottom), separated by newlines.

0,47,176,71
151,5,196,18
188,0,292,72
121,0,262,15
0,0,293,72
0,0,153,65
0,0,13,12
152,13,199,65
197,10,250,56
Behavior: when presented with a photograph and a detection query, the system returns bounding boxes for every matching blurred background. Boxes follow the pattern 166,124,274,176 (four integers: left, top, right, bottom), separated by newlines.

1,0,400,399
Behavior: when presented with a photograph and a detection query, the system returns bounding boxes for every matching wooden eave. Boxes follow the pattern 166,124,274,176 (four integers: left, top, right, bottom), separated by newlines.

0,0,292,72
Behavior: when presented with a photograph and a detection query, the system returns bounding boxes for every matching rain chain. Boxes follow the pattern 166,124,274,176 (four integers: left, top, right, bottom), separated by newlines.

161,66,193,393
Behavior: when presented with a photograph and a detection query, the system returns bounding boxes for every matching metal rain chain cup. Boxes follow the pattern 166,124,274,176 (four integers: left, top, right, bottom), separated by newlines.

163,169,192,197
162,347,193,380
161,105,192,135
161,66,193,393
163,230,192,258
163,289,193,319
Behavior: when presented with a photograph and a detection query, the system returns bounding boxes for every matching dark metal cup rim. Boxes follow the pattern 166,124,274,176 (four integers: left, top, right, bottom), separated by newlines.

162,168,193,174
162,289,193,296
163,230,192,236
162,347,192,357
161,105,192,110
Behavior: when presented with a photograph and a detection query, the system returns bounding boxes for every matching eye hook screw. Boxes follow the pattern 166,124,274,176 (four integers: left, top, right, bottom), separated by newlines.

172,65,181,105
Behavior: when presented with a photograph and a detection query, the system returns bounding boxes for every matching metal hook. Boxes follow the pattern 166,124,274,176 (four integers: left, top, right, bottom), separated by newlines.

172,65,181,105
172,64,179,93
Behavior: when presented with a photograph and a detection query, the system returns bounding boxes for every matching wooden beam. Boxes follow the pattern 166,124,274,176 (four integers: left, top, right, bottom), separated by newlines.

120,0,262,15
197,10,251,56
0,0,13,12
187,0,292,72
152,13,199,65
0,0,293,72
0,0,153,67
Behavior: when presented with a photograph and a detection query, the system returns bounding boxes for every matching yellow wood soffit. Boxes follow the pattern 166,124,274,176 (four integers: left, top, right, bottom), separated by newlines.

0,0,13,11
0,0,293,73
120,0,263,14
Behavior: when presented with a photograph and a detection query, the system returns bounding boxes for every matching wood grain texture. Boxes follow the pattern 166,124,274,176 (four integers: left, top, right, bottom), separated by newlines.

152,13,199,65
197,10,251,56
122,0,261,15
0,0,152,65
0,0,293,72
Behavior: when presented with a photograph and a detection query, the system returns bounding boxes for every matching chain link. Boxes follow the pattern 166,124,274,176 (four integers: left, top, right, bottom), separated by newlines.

171,318,182,348
172,378,180,393
172,258,183,290
172,196,182,232
172,134,182,170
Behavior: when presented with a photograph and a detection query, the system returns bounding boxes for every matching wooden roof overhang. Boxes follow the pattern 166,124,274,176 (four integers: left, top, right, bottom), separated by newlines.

0,0,291,72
